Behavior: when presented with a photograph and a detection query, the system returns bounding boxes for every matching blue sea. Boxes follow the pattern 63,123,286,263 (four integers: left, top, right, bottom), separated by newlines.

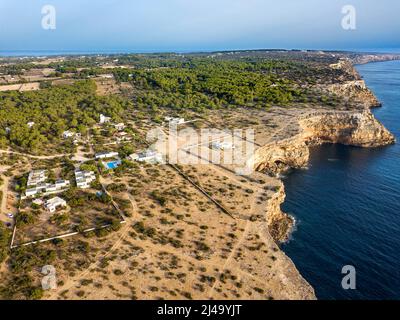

281,60,400,300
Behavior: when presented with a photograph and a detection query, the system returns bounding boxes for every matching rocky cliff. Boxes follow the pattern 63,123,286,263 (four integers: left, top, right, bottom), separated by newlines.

256,109,395,242
265,181,295,242
326,80,381,108
255,109,394,175
300,110,395,147
349,54,400,65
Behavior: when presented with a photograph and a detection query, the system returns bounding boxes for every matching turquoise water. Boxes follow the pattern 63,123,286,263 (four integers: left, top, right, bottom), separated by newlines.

281,60,400,300
105,160,121,169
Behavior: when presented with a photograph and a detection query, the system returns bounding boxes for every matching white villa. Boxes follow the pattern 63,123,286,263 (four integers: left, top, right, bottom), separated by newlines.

211,141,236,150
27,122,35,128
75,170,96,189
95,151,119,159
25,180,70,198
27,170,47,186
63,130,81,139
99,74,114,79
25,170,70,198
62,130,74,139
100,114,111,124
45,197,67,213
130,150,163,164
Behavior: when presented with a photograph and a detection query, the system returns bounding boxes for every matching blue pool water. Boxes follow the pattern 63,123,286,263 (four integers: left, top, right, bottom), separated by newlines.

105,160,121,169
281,60,400,300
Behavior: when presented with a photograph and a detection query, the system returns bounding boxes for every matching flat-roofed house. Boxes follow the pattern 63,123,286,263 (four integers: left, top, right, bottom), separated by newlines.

63,130,75,139
95,151,119,159
99,114,111,124
25,187,40,197
75,170,96,189
24,175,70,198
130,150,163,164
45,197,67,213
99,74,114,79
25,183,46,197
27,170,47,186
55,180,70,189
45,185,58,193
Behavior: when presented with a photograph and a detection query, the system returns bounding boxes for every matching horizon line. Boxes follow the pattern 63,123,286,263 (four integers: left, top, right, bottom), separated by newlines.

1,47,400,58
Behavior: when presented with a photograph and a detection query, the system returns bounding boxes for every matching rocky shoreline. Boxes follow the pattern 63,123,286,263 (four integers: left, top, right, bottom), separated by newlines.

251,73,396,299
260,108,395,243
258,62,396,245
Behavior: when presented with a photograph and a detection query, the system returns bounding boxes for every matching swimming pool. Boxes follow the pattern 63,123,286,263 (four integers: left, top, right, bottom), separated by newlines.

104,160,121,169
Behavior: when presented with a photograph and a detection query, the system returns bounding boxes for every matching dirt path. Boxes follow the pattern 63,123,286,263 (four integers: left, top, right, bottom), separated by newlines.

45,219,132,299
207,220,251,299
206,185,266,298
0,176,9,221
0,149,68,159
46,181,138,299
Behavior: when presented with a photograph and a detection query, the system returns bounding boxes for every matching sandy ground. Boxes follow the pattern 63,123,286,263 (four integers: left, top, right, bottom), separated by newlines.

0,82,40,92
0,176,9,224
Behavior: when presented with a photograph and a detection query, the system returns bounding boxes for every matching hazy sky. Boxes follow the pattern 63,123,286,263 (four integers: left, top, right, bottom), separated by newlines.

0,0,399,53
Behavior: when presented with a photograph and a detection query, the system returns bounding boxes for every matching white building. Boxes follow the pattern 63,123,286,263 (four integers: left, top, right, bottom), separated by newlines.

55,180,70,189
45,197,67,213
211,141,235,150
95,151,119,159
27,122,35,128
24,174,70,198
25,186,46,198
99,114,111,124
75,170,96,189
99,74,114,79
114,123,125,131
62,130,74,139
130,150,163,164
27,170,47,187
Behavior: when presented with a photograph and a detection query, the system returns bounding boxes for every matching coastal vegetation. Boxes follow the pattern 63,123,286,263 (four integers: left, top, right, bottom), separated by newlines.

0,53,347,154
0,80,131,153
113,59,340,112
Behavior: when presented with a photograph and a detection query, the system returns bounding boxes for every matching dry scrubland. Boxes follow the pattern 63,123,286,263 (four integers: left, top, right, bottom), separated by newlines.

0,105,317,300
1,51,397,300
43,160,312,300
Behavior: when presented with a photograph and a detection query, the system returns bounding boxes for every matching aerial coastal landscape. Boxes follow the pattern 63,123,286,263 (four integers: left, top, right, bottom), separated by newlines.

1,0,400,305
0,50,398,300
